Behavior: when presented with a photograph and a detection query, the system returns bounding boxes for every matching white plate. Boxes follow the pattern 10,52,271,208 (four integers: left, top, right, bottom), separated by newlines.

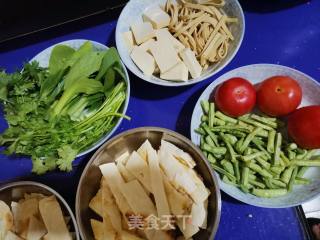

190,64,320,208
30,39,130,157
116,0,245,87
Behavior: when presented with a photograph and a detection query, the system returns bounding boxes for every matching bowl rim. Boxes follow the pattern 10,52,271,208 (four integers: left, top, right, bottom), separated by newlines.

76,126,222,239
29,39,131,158
190,63,320,208
0,180,80,240
115,0,245,87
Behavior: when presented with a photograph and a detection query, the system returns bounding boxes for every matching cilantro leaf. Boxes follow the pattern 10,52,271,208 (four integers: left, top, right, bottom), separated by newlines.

56,145,78,172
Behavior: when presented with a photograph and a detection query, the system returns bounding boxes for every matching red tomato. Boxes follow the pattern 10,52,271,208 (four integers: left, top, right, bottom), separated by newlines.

288,106,320,149
257,76,302,117
214,77,256,117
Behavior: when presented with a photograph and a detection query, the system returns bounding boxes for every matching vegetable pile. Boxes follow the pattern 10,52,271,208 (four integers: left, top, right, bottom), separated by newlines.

0,42,128,174
196,100,320,198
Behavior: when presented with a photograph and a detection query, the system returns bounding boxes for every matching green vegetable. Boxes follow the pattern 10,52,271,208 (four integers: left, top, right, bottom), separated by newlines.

0,43,128,174
252,189,287,198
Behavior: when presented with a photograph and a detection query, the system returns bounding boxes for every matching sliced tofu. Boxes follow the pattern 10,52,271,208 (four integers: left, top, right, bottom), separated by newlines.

131,22,155,45
99,164,133,218
101,180,122,233
146,142,171,219
160,62,188,82
123,31,136,53
4,231,23,240
160,140,196,168
0,200,13,237
149,39,181,74
90,219,103,240
39,196,71,240
115,151,130,165
26,215,47,240
139,39,155,52
89,189,102,217
179,48,202,79
125,151,152,193
155,28,185,52
137,140,152,162
121,180,156,217
190,200,208,228
143,6,170,29
117,161,136,182
130,46,155,76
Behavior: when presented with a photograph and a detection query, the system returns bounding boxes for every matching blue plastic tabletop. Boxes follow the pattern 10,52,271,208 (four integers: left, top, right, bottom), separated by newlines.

0,1,320,239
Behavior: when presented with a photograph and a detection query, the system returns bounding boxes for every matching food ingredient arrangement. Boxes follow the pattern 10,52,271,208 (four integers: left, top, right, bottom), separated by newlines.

195,76,320,198
89,140,210,239
0,42,128,174
0,194,73,239
124,0,237,82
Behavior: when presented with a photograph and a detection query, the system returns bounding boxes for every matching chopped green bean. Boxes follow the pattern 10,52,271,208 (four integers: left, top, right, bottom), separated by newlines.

294,177,310,185
281,166,294,184
273,133,282,166
208,102,215,128
296,149,308,160
288,143,298,150
280,152,290,166
202,144,227,155
241,151,266,162
304,149,317,160
233,160,240,182
205,135,216,147
200,100,209,114
215,111,237,124
291,159,320,167
288,150,296,160
222,175,239,187
241,167,250,187
288,167,298,192
195,127,206,135
249,179,266,189
297,166,309,177
201,115,208,122
267,130,276,153
235,138,244,153
221,159,235,175
270,179,287,188
251,114,278,128
207,154,216,164
202,125,219,146
252,189,287,198
220,133,237,162
247,162,273,178
240,127,262,153
224,134,238,145
256,157,271,169
238,117,273,131
211,164,236,182
249,173,257,180
252,139,271,159
270,166,285,175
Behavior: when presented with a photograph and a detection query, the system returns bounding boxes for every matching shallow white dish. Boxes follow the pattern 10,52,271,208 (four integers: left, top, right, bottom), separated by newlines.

190,64,320,208
30,39,130,157
116,0,245,87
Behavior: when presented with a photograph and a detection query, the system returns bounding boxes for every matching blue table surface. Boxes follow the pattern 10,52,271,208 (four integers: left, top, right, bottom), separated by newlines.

1,1,320,239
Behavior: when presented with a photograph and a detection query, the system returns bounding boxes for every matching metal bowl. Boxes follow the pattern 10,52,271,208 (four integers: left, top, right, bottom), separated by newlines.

116,0,245,87
76,127,221,239
30,39,131,157
0,181,80,240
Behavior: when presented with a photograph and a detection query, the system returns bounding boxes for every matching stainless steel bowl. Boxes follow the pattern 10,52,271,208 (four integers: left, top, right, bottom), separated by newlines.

76,127,221,240
0,181,80,240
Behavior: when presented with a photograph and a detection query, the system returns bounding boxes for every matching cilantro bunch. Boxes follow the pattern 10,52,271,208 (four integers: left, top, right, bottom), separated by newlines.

0,42,128,174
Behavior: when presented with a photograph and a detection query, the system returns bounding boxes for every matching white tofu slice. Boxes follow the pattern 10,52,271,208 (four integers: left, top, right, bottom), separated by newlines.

101,180,122,233
130,46,156,76
117,161,136,182
188,170,210,204
90,219,103,240
179,48,202,79
163,176,193,216
137,140,153,162
155,28,185,52
99,164,132,218
131,22,155,45
160,62,188,82
146,142,171,218
0,200,13,237
89,189,102,217
123,31,136,53
149,39,181,74
39,196,71,240
26,215,47,240
4,231,23,240
160,140,196,168
115,151,130,165
143,5,171,29
190,200,208,228
173,172,198,195
125,151,152,193
121,180,156,217
139,39,155,52
176,218,199,239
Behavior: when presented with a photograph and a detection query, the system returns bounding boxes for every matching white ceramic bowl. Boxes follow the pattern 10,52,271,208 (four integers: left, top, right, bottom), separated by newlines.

30,39,130,157
116,0,245,87
190,64,320,208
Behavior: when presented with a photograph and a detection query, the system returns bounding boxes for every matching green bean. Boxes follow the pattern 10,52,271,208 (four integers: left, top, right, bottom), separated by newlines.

224,134,238,145
256,157,271,169
211,164,236,182
195,127,206,135
208,103,215,128
213,118,226,126
252,189,287,198
296,149,308,160
281,166,294,184
291,159,320,167
233,160,240,182
207,154,216,164
200,100,209,115
304,149,317,160
297,166,309,178
221,159,235,175
238,121,269,137
202,144,227,155
288,150,296,160
202,125,219,146
240,185,250,193
240,127,262,153
220,133,237,162
241,167,250,187
249,173,257,180
249,179,266,189
251,114,277,128
267,130,276,153
294,177,310,185
242,151,266,162
235,138,244,153
273,133,282,166
270,179,287,188
252,139,271,159
222,175,239,187
288,167,298,192
201,115,208,122
265,178,276,189
205,135,216,147
288,143,298,150
215,111,237,124
280,152,290,166
238,117,273,131
244,148,253,156
247,162,273,178
270,166,285,175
